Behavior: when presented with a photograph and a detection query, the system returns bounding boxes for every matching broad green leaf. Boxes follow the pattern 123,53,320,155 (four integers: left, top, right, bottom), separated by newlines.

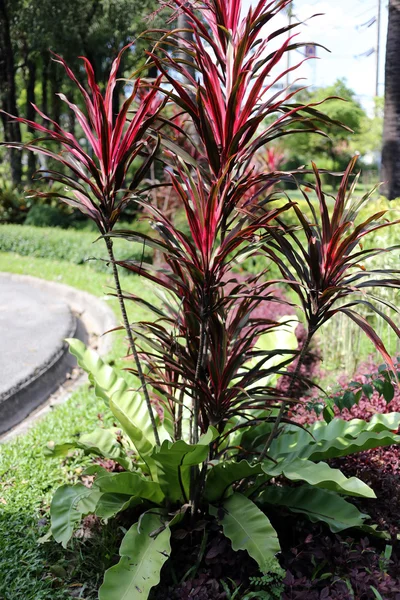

151,428,218,502
44,441,78,457
311,413,400,440
44,428,133,470
50,484,101,548
67,339,124,403
99,512,171,600
95,494,142,520
270,414,400,463
263,458,375,498
212,493,280,573
78,428,133,469
383,381,395,403
67,339,170,465
205,460,262,503
82,465,110,477
239,422,273,451
258,485,368,533
94,472,164,504
303,431,400,462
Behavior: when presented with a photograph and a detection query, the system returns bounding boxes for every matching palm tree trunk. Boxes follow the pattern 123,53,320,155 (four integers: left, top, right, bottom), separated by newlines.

25,52,37,181
0,0,22,186
381,0,400,199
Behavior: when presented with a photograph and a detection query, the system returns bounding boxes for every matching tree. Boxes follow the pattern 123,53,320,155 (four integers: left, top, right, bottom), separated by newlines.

0,0,22,186
381,0,400,199
350,97,383,160
281,79,366,175
0,0,159,187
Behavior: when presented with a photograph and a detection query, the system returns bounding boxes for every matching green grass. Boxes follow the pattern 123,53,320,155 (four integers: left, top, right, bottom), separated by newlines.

0,252,157,599
0,387,118,600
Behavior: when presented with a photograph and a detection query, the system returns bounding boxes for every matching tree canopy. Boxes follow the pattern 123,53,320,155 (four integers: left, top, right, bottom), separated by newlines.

0,0,159,186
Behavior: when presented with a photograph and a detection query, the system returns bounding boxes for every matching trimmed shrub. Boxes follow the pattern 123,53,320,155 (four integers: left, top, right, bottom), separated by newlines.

0,224,152,271
24,204,72,229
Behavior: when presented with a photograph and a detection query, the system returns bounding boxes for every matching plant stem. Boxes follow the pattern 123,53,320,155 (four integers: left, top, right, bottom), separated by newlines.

258,330,313,461
192,318,207,445
105,237,160,446
175,385,184,441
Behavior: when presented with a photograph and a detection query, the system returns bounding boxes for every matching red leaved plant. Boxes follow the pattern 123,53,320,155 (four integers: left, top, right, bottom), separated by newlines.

1,45,165,442
259,157,400,452
110,0,346,447
2,45,163,233
266,157,400,365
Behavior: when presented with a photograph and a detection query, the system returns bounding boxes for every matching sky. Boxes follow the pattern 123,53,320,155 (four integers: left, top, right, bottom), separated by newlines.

243,0,388,112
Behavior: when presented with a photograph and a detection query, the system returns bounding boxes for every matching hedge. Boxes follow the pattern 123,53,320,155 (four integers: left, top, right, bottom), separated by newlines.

0,224,152,271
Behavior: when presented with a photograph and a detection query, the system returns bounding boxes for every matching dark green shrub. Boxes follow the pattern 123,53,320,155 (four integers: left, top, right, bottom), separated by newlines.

24,204,72,229
0,179,29,224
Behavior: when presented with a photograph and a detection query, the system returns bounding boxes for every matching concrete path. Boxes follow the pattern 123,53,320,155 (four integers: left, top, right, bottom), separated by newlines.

0,273,116,436
0,277,76,400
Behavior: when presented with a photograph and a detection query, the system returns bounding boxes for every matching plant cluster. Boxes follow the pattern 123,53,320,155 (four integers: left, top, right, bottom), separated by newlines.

3,0,400,599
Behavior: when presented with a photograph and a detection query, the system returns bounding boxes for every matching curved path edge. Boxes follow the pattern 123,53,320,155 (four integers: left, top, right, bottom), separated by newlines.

0,273,117,441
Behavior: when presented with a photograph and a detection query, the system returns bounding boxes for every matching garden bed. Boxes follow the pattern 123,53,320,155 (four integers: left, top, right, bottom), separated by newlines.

1,253,400,600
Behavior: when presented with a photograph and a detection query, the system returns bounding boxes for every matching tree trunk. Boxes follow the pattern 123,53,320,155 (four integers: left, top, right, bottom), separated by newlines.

40,52,50,171
49,59,62,130
41,52,49,121
0,0,22,186
381,0,400,199
26,53,37,181
68,89,76,136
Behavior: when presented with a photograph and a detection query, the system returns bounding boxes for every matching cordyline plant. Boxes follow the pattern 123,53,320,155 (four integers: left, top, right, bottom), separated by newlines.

6,0,400,599
1,43,165,443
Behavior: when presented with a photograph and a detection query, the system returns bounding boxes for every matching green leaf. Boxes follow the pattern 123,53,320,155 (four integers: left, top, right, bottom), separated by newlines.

341,391,356,410
99,513,171,600
373,379,385,397
160,137,199,168
67,339,125,403
94,472,164,504
94,494,142,520
304,430,400,462
44,441,78,458
246,316,299,388
151,428,218,502
383,381,395,403
212,493,280,573
323,402,335,423
78,428,133,469
239,422,273,451
271,414,400,463
44,428,133,470
50,484,101,548
258,485,368,532
205,460,262,503
67,340,170,466
263,458,375,498
362,384,374,399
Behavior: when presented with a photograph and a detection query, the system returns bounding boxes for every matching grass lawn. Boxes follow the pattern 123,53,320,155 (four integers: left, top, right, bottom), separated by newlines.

0,252,156,600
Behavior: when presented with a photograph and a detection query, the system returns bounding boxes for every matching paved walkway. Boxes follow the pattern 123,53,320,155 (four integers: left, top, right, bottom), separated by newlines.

0,276,76,398
0,274,76,432
0,273,117,438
